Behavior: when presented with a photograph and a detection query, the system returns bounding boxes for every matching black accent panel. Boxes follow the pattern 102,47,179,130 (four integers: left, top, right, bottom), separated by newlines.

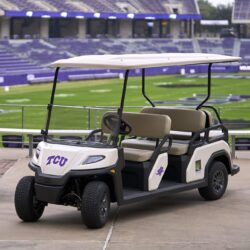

165,155,191,183
231,164,240,175
35,183,64,204
112,147,125,204
122,161,151,191
121,179,207,205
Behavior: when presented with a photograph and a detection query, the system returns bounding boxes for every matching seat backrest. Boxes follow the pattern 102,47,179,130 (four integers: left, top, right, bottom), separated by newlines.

141,107,206,133
102,112,171,139
202,110,214,128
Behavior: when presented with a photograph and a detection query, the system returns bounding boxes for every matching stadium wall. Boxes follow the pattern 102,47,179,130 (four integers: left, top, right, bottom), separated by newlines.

0,17,10,38
0,15,198,39
120,20,132,38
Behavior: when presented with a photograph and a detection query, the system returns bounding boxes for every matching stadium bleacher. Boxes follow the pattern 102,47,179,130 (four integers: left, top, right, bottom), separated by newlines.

239,39,250,65
233,0,250,22
0,0,199,14
0,0,247,85
0,37,241,86
0,38,196,77
198,38,235,56
0,38,241,75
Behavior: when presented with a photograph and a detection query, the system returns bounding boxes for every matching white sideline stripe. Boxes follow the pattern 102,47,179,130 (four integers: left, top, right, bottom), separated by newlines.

103,208,119,250
6,99,30,103
103,224,114,250
90,89,111,93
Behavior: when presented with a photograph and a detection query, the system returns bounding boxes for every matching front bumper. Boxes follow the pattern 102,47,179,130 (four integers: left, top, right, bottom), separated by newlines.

231,164,240,176
35,183,64,204
29,161,115,204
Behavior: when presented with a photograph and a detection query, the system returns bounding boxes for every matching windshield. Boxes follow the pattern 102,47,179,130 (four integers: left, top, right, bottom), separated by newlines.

44,67,129,146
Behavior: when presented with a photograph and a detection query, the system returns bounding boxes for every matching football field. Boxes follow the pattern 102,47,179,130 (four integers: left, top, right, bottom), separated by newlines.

0,74,250,130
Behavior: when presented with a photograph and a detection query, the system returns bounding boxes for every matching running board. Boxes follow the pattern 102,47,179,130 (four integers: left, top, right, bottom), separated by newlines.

120,179,207,205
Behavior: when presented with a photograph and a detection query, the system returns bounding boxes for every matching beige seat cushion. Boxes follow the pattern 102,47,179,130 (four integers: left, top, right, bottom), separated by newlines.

102,112,172,162
102,112,171,139
169,142,189,155
141,107,206,133
122,139,189,156
122,138,157,150
123,148,153,162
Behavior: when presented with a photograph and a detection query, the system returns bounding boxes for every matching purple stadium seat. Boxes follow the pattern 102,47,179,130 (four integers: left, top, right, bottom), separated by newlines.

233,0,250,21
0,0,199,14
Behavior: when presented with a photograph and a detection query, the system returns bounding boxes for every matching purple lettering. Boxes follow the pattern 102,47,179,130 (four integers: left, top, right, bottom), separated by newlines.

59,157,68,167
46,155,55,165
46,155,68,167
53,156,60,164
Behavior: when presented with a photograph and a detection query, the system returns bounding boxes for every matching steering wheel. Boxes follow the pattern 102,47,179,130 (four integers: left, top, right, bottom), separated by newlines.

103,114,132,135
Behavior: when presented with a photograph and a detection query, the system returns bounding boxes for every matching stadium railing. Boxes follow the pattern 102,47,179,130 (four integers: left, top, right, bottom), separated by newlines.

0,104,250,158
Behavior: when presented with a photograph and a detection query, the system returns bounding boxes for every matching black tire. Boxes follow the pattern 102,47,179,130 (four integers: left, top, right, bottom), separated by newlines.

15,176,45,222
81,181,110,229
199,161,228,201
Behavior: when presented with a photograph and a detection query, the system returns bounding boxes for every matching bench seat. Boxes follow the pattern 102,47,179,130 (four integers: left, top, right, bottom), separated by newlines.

133,107,210,156
123,147,153,162
102,112,171,162
122,139,189,156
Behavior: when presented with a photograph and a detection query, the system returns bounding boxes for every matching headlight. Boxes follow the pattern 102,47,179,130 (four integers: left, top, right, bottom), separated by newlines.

82,155,105,165
35,148,40,159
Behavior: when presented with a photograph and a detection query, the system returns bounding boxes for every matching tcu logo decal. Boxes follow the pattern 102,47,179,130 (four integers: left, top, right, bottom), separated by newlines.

46,155,68,167
156,166,164,176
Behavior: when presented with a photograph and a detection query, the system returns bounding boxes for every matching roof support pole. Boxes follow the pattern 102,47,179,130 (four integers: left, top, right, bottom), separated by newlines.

142,68,155,107
118,69,130,116
43,67,60,140
111,70,130,146
196,63,212,110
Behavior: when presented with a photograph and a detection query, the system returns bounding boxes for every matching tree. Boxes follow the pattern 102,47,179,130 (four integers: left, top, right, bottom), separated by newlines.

198,0,232,23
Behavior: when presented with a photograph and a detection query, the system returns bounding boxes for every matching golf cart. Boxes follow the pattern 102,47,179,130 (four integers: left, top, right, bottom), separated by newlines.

15,53,240,229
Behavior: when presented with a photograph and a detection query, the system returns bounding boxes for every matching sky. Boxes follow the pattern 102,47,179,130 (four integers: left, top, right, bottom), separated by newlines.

208,0,234,6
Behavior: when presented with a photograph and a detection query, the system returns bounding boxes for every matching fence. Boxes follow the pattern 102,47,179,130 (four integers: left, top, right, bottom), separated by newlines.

1,104,250,155
1,104,250,130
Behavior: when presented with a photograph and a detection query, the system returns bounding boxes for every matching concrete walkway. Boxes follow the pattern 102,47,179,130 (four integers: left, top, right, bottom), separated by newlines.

0,149,250,250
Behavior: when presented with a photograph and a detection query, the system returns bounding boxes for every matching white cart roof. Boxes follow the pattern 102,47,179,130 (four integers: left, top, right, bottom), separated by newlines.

51,53,241,70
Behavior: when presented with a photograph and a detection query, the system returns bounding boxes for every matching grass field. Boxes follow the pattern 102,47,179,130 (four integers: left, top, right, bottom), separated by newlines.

0,74,250,130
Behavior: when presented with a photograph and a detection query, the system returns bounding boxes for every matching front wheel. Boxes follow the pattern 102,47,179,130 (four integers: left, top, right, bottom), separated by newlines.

81,181,110,229
198,161,228,201
15,176,45,222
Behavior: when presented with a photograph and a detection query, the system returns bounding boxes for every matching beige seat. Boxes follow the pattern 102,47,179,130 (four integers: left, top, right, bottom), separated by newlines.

170,141,189,155
142,107,207,155
123,148,154,162
121,138,189,156
122,107,207,156
102,112,171,162
141,107,206,133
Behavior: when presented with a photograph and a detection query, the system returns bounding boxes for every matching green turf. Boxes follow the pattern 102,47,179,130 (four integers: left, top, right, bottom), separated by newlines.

0,74,250,130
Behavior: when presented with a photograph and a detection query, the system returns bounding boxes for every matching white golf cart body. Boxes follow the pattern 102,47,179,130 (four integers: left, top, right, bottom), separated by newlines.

34,53,239,188
15,53,241,229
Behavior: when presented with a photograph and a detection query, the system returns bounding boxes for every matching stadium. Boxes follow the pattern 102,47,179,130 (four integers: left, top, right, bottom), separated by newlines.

0,0,249,128
0,0,248,85
0,0,250,249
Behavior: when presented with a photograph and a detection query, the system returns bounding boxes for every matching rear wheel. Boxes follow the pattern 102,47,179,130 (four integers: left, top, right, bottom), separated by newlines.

199,161,228,201
81,181,110,229
15,176,45,222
